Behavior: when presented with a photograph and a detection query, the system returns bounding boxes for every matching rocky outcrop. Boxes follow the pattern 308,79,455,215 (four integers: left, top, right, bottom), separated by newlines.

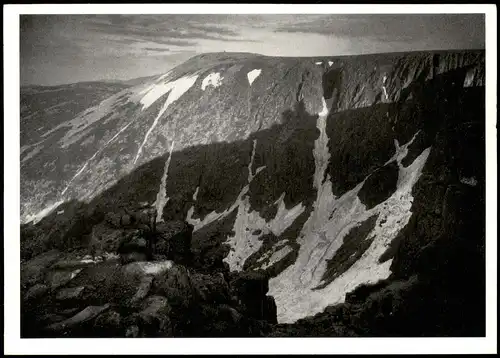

21,247,279,337
230,271,278,323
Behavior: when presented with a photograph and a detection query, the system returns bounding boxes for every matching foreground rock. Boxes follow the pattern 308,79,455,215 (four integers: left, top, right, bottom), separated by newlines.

21,252,279,338
45,304,110,333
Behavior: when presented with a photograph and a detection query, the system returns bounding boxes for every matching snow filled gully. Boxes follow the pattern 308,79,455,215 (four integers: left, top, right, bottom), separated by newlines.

133,74,198,165
267,95,432,324
186,90,432,324
154,140,176,223
185,139,305,272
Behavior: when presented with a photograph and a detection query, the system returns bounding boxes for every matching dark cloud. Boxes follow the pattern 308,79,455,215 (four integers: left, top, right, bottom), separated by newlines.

84,15,248,45
275,14,485,49
143,47,170,52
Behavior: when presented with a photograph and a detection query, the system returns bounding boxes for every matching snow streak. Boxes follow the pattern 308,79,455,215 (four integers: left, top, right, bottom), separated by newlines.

61,121,133,196
154,140,175,223
133,75,198,165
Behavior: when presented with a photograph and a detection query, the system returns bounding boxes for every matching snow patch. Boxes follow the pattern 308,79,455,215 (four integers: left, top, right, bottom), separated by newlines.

384,131,421,165
247,69,262,86
137,71,170,103
21,145,43,164
328,61,333,67
79,259,99,264
154,141,175,222
201,72,223,91
317,97,329,117
186,140,303,272
124,261,174,276
223,192,305,272
57,210,64,215
460,176,478,186
70,269,82,280
463,68,476,87
315,61,323,65
133,74,198,164
23,200,65,224
313,98,331,190
269,193,305,237
382,75,389,100
140,82,175,110
192,186,199,201
382,86,389,100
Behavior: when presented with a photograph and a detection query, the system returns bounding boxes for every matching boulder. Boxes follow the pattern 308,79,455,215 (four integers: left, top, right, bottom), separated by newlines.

38,313,67,326
129,296,173,337
128,276,154,305
24,283,49,301
21,249,62,287
218,304,243,324
93,310,122,337
117,231,149,263
121,214,132,227
45,269,83,290
190,271,231,304
151,265,196,309
125,325,140,338
95,260,174,306
135,210,152,226
56,286,86,301
45,304,110,332
140,295,172,317
105,212,121,228
59,307,81,316
89,223,127,254
51,259,97,270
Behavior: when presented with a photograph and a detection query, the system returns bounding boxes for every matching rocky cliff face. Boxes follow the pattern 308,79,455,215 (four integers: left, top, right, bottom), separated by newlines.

20,50,485,334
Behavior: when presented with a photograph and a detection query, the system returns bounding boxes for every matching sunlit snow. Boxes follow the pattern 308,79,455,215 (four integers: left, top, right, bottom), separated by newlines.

247,69,262,86
201,72,223,91
133,74,198,164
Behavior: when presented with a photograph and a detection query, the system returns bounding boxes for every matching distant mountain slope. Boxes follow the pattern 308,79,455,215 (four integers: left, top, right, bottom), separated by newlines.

20,50,485,330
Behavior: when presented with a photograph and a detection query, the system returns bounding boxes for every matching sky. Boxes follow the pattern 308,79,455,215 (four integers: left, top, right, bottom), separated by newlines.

20,14,485,86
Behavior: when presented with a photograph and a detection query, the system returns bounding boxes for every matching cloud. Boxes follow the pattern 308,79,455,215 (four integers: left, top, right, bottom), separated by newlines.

143,47,171,52
274,14,485,48
83,15,250,47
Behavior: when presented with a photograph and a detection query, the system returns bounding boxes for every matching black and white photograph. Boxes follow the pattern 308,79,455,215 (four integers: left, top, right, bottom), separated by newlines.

4,4,497,355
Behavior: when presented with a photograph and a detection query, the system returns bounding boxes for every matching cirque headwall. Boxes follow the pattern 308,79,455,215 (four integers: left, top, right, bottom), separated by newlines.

20,50,485,333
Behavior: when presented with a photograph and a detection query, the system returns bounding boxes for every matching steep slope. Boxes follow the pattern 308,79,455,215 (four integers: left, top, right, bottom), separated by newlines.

20,80,134,222
20,50,485,332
